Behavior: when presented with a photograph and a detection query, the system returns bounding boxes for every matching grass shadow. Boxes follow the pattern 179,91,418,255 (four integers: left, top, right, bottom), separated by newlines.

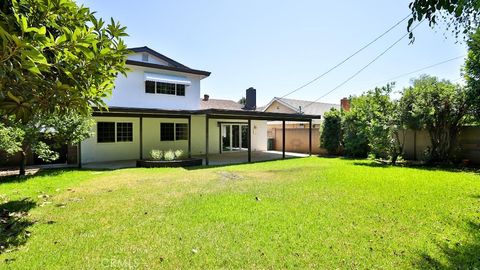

0,198,36,254
414,220,480,269
0,167,116,185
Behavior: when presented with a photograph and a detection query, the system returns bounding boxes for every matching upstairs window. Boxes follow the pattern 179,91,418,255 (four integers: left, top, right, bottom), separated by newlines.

145,81,156,93
176,84,185,96
144,80,187,96
157,82,176,95
97,122,115,143
142,53,149,62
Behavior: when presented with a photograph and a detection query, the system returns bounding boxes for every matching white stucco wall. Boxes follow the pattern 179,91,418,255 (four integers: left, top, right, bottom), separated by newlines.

106,65,202,110
81,117,140,164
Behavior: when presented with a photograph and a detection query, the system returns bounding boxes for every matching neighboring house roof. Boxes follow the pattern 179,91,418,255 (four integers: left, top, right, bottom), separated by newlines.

127,46,211,77
263,97,340,116
200,98,244,111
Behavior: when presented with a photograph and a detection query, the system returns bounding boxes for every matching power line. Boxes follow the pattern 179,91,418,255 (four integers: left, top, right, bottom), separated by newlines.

303,20,424,109
370,55,465,86
278,14,411,99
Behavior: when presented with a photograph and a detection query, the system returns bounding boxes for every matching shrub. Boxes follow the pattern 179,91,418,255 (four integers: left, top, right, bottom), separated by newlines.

320,108,342,155
174,150,185,159
150,150,163,160
343,112,369,158
164,150,175,161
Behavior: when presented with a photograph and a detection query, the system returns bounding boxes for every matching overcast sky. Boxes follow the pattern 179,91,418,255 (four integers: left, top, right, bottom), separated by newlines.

77,0,467,105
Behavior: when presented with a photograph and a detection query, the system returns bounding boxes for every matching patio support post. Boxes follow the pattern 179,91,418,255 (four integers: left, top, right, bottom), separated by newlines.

205,114,209,165
248,119,252,163
188,115,192,158
282,120,286,159
77,142,82,169
139,116,143,160
308,119,312,156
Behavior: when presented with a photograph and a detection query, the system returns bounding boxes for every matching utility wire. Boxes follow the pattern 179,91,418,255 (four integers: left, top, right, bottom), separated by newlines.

303,20,424,109
278,14,411,99
370,55,465,86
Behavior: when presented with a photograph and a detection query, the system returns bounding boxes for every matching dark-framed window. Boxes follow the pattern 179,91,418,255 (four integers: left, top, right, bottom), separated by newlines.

97,122,116,143
145,80,156,93
145,80,187,96
157,82,176,95
160,123,175,141
176,123,188,140
176,84,186,96
116,122,133,142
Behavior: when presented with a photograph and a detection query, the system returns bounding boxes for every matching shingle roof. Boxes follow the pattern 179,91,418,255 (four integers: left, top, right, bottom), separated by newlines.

266,97,340,116
200,98,245,110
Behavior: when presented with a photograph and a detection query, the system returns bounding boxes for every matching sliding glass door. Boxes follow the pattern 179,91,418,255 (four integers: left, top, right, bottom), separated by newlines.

221,124,248,152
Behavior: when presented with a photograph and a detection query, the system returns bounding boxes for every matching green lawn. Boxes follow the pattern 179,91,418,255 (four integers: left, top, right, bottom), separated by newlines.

0,157,479,269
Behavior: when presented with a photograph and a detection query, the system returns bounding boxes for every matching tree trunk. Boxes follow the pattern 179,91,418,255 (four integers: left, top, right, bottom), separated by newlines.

19,150,27,176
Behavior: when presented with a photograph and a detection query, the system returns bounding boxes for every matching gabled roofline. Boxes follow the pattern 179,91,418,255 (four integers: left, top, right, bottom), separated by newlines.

129,46,190,69
262,97,301,113
127,46,211,77
126,60,211,77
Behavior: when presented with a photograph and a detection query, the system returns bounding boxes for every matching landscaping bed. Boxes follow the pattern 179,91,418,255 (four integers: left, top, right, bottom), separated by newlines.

136,158,202,168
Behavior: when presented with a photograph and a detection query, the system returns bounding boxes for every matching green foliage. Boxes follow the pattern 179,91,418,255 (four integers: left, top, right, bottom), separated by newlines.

150,150,163,161
238,97,246,105
174,149,185,159
320,108,342,155
349,85,405,163
400,75,470,162
0,121,24,155
342,109,369,158
0,111,93,169
408,0,480,40
465,27,480,119
0,0,129,121
163,150,175,161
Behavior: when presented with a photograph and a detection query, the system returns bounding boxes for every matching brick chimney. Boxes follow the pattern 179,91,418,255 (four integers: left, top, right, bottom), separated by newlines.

340,97,350,111
203,94,209,101
244,87,256,110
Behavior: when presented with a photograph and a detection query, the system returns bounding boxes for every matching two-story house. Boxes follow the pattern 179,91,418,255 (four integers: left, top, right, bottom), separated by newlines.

80,47,320,166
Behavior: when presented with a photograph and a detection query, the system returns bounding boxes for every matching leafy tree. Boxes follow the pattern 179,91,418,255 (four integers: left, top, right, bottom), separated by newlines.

238,97,246,105
342,104,369,158
408,0,480,40
320,108,342,155
0,0,129,174
1,112,93,175
0,0,129,120
400,75,471,162
465,27,480,119
343,85,405,163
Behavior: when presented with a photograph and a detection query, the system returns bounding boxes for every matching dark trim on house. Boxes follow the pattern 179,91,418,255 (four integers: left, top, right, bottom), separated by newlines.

126,60,211,77
92,107,321,122
139,116,143,159
188,116,192,158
